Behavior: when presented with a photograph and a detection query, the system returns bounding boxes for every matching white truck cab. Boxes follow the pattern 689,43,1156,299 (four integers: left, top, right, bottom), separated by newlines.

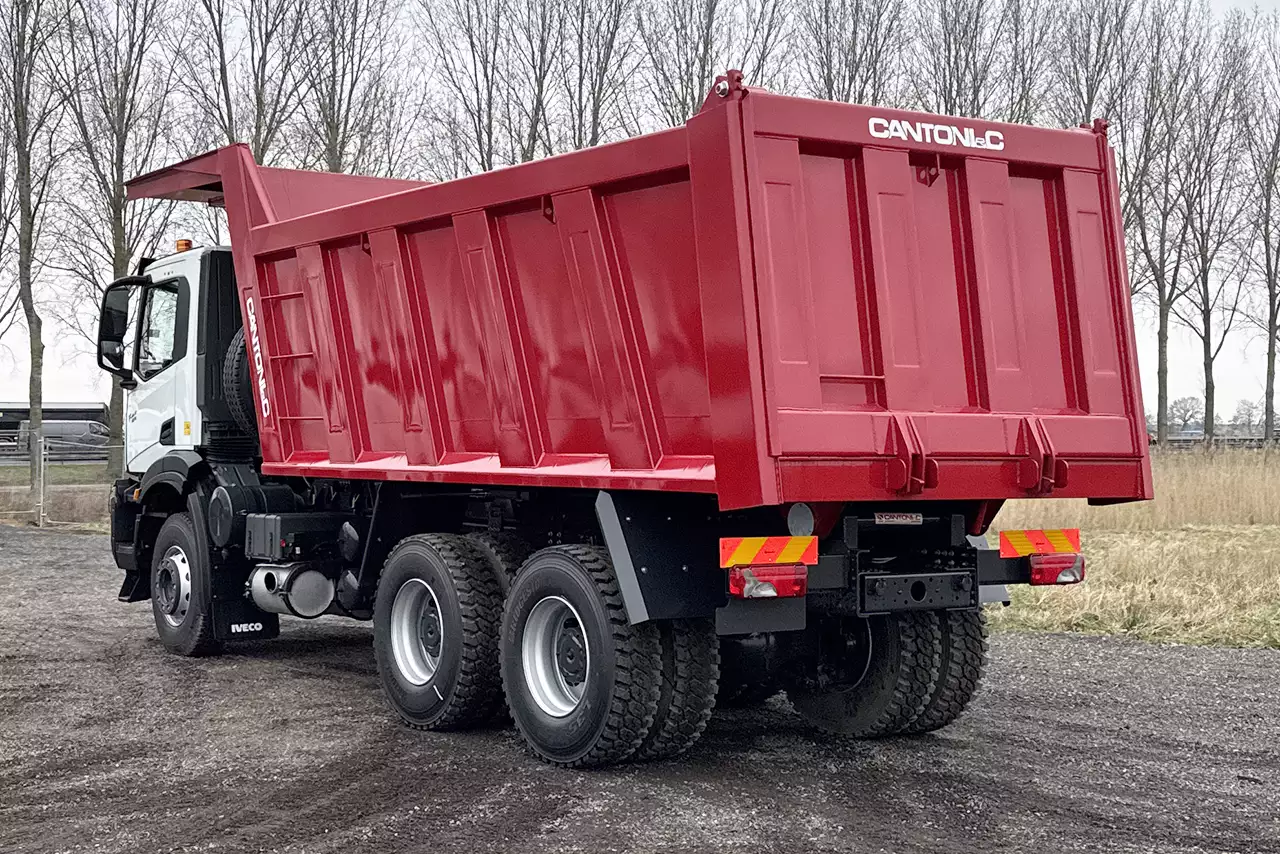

97,243,248,474
123,248,202,473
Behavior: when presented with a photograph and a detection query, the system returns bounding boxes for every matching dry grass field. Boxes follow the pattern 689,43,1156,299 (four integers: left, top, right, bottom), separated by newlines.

989,449,1280,647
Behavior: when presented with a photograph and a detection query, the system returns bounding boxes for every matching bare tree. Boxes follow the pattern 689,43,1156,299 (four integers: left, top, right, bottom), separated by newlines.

998,0,1056,123
54,0,182,473
1231,398,1261,435
297,0,404,173
182,0,311,164
1049,0,1137,126
500,0,560,162
1113,0,1199,443
2,0,65,490
0,122,20,348
911,0,1007,118
1240,11,1280,440
1173,10,1249,443
733,0,791,92
794,0,905,105
418,0,506,173
558,0,636,149
635,0,789,127
635,0,723,127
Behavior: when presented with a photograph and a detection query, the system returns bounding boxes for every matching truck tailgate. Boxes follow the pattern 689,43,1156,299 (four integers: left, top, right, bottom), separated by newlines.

729,92,1148,502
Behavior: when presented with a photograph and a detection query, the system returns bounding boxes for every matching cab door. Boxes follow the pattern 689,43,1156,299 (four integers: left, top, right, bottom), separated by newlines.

126,281,185,473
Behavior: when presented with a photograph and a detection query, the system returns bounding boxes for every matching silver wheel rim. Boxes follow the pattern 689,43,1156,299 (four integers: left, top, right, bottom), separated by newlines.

522,595,590,718
156,545,192,628
390,578,444,686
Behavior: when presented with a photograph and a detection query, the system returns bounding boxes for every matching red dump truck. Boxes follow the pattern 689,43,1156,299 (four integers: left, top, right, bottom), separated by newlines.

97,73,1150,767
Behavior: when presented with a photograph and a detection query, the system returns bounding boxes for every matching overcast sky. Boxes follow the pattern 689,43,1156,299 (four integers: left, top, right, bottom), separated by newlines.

1,0,1275,417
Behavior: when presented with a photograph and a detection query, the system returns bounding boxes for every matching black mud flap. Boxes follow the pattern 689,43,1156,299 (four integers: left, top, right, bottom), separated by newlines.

188,484,279,642
212,598,279,641
595,490,726,624
714,597,806,635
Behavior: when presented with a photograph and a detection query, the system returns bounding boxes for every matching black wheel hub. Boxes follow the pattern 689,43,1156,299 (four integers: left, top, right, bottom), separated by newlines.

809,615,873,691
555,623,586,686
156,560,178,615
417,603,442,658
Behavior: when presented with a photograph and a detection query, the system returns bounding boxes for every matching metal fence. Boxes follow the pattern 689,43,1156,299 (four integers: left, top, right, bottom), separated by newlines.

0,431,123,527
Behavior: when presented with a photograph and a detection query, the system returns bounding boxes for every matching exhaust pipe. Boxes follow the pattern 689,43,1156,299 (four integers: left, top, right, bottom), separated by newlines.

248,564,335,619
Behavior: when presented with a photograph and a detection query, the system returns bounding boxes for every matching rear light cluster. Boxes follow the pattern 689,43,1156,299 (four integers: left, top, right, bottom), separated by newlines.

1028,553,1086,586
727,565,808,599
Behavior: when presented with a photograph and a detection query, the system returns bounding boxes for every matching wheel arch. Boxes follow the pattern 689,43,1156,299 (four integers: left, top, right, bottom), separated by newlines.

138,450,208,510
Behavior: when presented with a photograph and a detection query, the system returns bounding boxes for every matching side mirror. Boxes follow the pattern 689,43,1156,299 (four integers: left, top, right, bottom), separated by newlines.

97,276,147,381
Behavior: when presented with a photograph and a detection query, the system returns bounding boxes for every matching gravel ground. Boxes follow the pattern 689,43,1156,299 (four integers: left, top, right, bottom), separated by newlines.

1,525,1278,854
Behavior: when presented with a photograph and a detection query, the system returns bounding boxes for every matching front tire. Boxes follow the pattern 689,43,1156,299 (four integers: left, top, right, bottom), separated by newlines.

501,546,662,768
373,534,503,730
150,512,220,657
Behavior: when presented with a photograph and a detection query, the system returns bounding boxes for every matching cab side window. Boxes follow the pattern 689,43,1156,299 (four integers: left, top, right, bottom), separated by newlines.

137,285,179,380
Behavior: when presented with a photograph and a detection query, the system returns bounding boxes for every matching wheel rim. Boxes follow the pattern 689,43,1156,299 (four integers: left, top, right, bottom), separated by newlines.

390,578,444,686
522,595,590,718
156,545,192,628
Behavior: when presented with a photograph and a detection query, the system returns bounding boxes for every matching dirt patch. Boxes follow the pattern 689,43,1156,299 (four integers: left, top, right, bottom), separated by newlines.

0,484,110,525
1,524,1277,853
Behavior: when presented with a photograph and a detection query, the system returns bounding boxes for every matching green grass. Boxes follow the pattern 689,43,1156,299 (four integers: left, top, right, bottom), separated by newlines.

0,462,113,487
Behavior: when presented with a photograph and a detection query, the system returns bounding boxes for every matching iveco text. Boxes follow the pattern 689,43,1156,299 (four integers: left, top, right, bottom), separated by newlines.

868,117,1005,151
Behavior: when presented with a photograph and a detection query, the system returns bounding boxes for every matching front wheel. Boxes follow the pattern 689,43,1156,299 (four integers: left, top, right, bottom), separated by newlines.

150,512,220,657
500,546,662,768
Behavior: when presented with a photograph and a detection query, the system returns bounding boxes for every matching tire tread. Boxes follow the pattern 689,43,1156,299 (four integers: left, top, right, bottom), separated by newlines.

222,327,257,437
377,534,504,730
504,544,662,768
634,618,719,761
154,512,221,657
903,611,988,734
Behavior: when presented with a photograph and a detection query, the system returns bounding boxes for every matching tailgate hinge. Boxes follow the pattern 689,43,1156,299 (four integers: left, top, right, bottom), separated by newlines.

1016,417,1069,495
886,415,937,495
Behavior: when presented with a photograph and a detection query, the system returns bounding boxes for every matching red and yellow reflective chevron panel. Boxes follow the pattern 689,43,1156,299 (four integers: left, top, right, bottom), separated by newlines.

998,528,1081,558
719,536,819,568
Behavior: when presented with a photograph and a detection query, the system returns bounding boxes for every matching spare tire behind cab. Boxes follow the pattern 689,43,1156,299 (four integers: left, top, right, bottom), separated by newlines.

223,326,258,437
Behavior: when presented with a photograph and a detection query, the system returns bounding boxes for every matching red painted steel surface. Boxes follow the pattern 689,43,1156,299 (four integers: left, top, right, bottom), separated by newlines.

127,85,1152,510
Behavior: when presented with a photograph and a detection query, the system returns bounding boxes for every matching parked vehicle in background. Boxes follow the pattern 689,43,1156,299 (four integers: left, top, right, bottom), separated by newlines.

5,420,110,461
95,74,1150,767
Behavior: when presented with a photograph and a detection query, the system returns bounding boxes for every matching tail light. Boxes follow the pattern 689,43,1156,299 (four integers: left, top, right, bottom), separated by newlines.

1028,553,1085,586
727,565,808,599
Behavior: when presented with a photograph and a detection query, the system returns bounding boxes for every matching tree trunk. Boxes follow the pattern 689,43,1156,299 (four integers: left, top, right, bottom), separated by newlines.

16,108,41,500
106,203,129,474
1267,298,1278,442
107,378,125,476
1202,326,1215,444
1156,299,1170,444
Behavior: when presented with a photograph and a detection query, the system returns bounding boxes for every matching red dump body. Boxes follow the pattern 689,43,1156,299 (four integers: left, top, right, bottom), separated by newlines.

128,85,1151,510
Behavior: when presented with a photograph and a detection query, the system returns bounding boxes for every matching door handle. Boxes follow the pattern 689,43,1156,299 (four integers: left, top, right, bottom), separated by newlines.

128,412,137,423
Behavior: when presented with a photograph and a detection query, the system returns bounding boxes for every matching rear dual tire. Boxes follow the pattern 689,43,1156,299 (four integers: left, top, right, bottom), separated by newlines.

500,546,662,767
787,610,987,738
373,535,504,730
